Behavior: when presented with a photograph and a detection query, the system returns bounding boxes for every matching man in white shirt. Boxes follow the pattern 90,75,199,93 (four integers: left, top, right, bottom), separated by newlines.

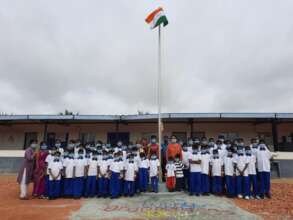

189,145,202,196
73,149,87,199
63,152,75,197
256,141,272,199
48,151,63,199
138,152,150,193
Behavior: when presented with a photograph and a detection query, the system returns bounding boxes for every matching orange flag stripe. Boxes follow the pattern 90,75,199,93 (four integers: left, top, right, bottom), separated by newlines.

145,7,163,24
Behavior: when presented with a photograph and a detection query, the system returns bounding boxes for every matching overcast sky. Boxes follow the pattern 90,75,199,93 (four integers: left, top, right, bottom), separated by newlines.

1,0,293,115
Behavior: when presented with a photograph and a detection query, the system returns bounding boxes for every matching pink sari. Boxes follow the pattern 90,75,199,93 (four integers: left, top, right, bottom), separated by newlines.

32,150,48,197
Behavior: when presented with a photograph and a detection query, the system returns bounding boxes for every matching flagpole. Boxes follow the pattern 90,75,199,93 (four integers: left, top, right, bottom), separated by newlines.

158,24,162,181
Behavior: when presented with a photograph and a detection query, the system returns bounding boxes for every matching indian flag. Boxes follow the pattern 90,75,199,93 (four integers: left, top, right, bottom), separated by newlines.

145,7,168,29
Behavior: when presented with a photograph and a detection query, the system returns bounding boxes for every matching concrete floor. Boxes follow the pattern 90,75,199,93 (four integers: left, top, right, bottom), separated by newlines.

70,192,260,220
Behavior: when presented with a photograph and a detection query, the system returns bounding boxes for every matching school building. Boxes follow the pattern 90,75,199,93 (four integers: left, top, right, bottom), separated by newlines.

0,113,293,176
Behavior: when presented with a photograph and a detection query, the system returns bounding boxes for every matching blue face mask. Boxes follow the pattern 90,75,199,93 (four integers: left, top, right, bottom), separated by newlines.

40,145,47,150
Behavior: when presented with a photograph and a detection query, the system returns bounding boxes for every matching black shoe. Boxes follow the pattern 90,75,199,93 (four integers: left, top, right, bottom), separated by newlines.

265,193,271,199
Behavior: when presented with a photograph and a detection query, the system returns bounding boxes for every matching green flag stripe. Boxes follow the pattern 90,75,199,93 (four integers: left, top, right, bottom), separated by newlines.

154,15,168,28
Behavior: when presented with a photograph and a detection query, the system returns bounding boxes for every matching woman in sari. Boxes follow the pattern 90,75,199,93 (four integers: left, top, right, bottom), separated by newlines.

17,140,37,199
32,141,49,198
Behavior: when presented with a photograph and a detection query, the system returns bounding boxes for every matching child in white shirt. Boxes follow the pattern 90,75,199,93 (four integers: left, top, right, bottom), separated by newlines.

210,149,224,195
138,152,150,193
85,150,99,197
165,157,176,192
256,141,272,199
124,153,138,196
189,145,202,196
63,152,75,197
73,149,87,199
234,149,250,199
149,153,160,193
48,151,63,200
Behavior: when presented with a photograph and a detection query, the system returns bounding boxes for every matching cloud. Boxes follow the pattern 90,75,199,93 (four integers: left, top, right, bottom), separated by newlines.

0,0,293,114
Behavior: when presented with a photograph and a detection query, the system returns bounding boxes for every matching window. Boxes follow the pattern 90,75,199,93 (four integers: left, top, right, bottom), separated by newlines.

23,132,38,149
219,132,239,141
172,132,187,143
258,132,273,145
190,132,206,139
79,133,96,144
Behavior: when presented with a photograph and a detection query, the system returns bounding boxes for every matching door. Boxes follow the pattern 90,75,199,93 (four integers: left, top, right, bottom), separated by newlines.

46,132,56,149
107,132,130,146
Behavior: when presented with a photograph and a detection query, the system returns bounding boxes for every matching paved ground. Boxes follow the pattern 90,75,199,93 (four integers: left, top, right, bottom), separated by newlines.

71,193,259,220
1,175,293,220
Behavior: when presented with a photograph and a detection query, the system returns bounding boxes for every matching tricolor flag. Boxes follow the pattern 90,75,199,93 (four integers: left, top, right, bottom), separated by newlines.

145,7,168,29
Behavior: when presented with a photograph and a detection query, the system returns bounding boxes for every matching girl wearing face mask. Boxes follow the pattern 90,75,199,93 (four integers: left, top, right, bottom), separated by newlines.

17,140,37,200
166,135,183,162
32,141,49,199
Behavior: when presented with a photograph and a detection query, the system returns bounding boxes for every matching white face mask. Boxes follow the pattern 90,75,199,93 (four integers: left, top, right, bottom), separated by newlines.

151,139,156,143
31,143,37,149
171,139,176,143
55,143,61,148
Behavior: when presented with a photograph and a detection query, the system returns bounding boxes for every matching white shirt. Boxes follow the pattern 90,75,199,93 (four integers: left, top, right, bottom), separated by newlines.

63,158,75,178
210,157,223,176
247,155,257,175
166,163,176,177
87,158,99,176
74,158,87,177
110,161,123,173
124,162,138,181
234,155,249,176
45,154,54,175
98,159,109,178
182,151,190,169
48,160,63,180
149,159,160,177
256,148,272,172
189,152,202,173
224,156,235,176
201,153,211,175
138,158,150,169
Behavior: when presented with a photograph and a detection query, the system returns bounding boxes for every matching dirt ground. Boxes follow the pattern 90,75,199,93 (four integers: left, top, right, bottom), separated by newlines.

0,175,82,220
233,179,293,220
0,175,293,220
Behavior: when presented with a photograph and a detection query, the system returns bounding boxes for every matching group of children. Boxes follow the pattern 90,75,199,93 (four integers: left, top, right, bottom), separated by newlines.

32,137,272,200
164,137,273,200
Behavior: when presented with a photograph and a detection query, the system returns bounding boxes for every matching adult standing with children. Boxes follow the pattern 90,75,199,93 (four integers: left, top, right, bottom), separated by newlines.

17,140,37,199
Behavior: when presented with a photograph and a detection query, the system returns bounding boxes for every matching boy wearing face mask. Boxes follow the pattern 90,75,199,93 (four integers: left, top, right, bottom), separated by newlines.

149,152,160,193
210,149,224,195
48,151,63,200
85,151,99,198
109,152,123,199
174,154,184,192
234,149,250,199
73,149,87,199
63,151,75,198
97,150,110,198
200,141,211,195
189,143,202,196
256,140,272,199
187,138,193,153
55,139,64,158
138,152,150,193
44,146,56,198
182,143,190,191
124,153,138,196
245,146,259,199
224,148,236,198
